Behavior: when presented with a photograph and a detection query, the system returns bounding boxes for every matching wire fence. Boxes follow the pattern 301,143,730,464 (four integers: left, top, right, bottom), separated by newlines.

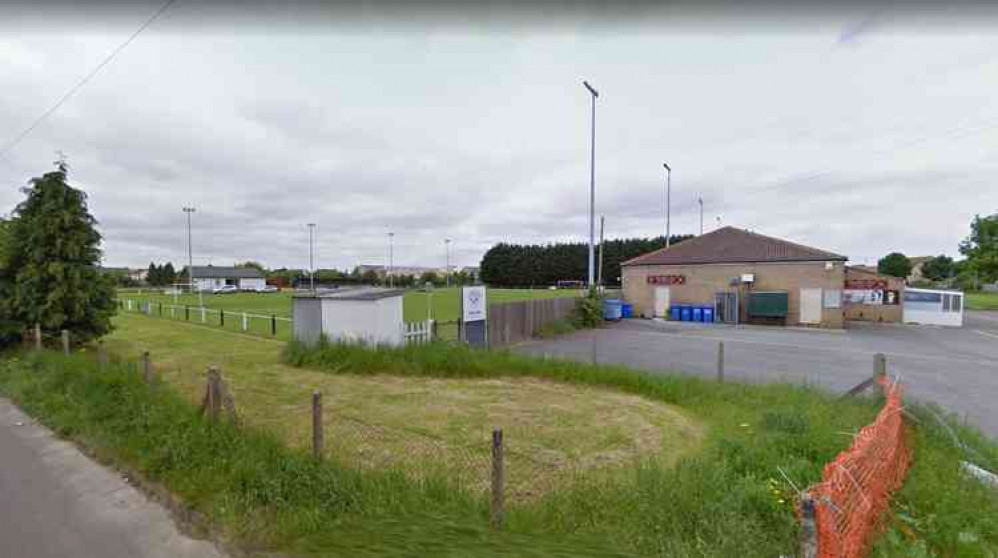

119,298,293,340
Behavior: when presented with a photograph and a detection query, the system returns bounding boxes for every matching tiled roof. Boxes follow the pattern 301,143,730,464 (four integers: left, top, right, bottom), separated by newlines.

622,227,847,266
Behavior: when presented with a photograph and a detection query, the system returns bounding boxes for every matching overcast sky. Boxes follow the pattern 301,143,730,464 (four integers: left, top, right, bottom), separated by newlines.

2,3,997,271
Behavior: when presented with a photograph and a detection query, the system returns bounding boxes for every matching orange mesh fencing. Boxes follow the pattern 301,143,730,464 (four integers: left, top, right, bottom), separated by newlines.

807,377,911,558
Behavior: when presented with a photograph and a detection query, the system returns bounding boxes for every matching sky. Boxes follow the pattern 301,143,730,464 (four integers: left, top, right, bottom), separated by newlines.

1,2,997,271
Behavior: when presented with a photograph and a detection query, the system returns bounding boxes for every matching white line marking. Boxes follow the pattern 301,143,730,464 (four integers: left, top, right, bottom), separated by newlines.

973,329,998,341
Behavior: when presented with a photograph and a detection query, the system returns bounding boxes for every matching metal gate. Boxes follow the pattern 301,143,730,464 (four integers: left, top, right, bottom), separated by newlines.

714,291,739,324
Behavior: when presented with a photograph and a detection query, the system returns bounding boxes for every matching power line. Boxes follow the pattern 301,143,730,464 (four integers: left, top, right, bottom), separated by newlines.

0,0,178,161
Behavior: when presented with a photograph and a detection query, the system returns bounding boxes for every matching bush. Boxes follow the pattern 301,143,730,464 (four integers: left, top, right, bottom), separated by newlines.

572,292,603,328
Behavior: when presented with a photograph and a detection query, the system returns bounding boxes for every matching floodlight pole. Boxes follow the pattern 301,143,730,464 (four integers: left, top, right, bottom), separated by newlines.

182,206,202,306
307,223,316,292
698,196,704,235
664,163,672,247
583,80,598,291
445,238,452,287
388,232,395,288
597,215,605,290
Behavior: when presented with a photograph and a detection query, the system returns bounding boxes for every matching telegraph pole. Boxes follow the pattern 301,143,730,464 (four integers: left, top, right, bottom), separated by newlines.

182,206,202,306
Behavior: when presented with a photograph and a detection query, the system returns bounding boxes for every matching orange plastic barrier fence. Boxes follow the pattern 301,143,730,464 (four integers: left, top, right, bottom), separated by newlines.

807,377,911,558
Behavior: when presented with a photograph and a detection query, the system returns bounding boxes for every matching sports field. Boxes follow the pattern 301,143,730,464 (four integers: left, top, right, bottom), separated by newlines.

118,287,583,322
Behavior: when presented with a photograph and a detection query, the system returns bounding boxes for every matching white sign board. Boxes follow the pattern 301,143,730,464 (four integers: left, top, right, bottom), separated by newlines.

462,286,487,322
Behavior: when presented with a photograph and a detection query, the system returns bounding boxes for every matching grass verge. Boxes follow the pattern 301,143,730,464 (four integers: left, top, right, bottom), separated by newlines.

966,290,998,311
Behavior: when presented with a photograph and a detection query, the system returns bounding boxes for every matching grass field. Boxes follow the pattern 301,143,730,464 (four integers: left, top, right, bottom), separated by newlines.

119,287,583,322
5,311,998,556
966,290,998,310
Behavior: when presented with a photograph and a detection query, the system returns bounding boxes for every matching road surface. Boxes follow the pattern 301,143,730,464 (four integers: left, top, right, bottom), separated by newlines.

0,398,226,558
517,312,998,438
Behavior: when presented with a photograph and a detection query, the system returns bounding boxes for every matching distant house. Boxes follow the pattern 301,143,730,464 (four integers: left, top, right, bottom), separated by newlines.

101,266,148,283
191,265,265,292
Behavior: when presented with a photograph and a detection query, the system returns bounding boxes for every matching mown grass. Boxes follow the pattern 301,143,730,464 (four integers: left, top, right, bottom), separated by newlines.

102,313,700,500
119,287,582,322
966,291,998,311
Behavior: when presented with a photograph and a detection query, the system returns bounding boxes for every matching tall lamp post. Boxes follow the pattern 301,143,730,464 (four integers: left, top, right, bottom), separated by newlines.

698,196,704,235
388,231,395,288
307,223,316,292
445,238,451,287
182,206,202,306
664,163,672,247
583,80,598,290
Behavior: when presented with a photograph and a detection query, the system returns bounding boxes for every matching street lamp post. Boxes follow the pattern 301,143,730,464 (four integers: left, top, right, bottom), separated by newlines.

445,238,451,287
664,163,672,247
583,80,598,290
698,196,704,235
307,223,316,292
388,232,395,288
182,206,202,306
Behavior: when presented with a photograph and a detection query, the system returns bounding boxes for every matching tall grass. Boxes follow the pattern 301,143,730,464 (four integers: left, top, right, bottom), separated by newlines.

283,339,998,557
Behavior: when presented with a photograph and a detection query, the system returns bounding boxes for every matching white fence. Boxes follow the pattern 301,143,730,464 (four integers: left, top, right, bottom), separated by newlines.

123,298,436,345
402,320,434,345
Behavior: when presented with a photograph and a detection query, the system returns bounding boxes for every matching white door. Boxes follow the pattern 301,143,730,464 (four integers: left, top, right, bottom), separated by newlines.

800,288,823,324
654,287,670,318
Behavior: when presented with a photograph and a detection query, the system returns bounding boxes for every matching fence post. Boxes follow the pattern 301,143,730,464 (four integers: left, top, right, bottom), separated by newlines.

206,366,221,423
873,352,886,383
798,493,818,558
34,323,41,351
97,340,107,371
185,305,190,321
61,329,70,355
271,314,277,336
221,310,225,327
491,427,505,529
142,351,153,383
312,391,324,460
242,312,248,332
716,341,725,382
159,303,163,315
201,307,206,323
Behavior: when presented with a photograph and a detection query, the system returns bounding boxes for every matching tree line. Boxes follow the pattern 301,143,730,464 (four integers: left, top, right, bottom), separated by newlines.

480,235,693,288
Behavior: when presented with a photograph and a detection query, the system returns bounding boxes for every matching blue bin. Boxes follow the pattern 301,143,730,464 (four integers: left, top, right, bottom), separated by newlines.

680,305,692,322
702,306,715,323
692,306,703,322
621,303,633,319
603,298,623,321
670,305,681,321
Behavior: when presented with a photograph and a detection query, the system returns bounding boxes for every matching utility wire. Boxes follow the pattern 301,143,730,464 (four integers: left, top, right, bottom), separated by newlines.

0,0,178,161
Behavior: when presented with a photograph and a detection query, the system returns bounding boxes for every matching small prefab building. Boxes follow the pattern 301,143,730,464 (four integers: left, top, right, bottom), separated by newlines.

902,288,964,327
292,288,405,346
191,265,266,292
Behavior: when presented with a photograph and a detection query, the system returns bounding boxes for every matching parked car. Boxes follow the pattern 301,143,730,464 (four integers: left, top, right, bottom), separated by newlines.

212,285,238,295
255,285,279,293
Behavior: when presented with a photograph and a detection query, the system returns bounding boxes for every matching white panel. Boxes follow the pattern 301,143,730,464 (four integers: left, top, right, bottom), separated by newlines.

654,287,670,318
800,288,823,324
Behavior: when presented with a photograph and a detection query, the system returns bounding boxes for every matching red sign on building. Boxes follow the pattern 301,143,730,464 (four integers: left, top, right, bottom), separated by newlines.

648,275,686,285
845,279,888,290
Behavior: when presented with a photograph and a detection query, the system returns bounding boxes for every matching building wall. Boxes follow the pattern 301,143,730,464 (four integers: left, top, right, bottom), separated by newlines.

238,278,266,291
842,267,904,323
622,261,846,328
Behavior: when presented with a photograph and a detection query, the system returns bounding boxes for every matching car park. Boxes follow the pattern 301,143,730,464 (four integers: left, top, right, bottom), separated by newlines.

212,285,238,295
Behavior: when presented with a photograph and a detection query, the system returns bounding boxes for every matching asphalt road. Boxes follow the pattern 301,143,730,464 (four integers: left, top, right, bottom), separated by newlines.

517,311,998,439
0,398,226,558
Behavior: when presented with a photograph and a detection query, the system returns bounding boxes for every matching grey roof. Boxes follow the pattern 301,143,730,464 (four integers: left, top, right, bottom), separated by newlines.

294,287,405,301
191,265,264,279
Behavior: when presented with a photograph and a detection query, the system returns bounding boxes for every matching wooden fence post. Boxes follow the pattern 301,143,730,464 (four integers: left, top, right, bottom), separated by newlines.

185,305,190,321
220,310,225,327
716,341,725,382
97,340,107,371
142,351,153,383
491,427,505,529
159,303,163,315
34,323,41,351
271,314,277,336
799,493,818,558
61,329,70,355
312,391,324,460
206,366,221,423
873,353,886,382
